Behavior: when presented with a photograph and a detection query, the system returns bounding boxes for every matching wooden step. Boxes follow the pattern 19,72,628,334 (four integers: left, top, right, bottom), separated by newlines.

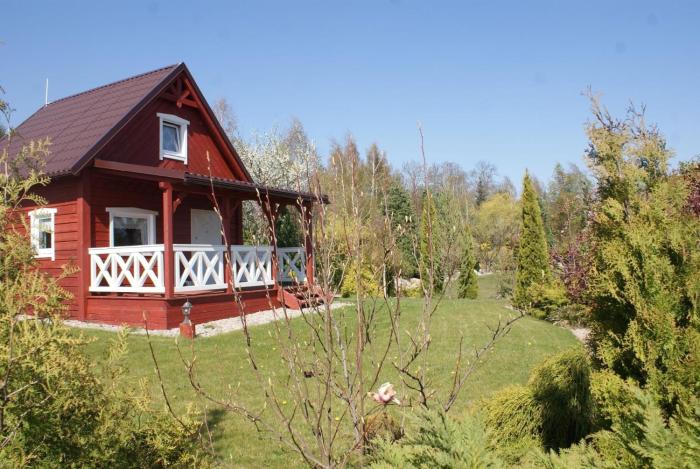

278,284,332,309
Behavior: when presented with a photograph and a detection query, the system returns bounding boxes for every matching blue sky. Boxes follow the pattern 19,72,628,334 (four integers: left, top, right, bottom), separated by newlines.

2,1,699,184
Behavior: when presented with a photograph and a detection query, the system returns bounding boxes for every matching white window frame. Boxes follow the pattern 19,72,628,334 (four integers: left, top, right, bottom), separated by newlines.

107,207,158,247
157,113,189,163
29,207,57,261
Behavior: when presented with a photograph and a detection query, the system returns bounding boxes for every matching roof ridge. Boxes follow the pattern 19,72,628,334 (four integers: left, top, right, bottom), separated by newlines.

46,63,180,106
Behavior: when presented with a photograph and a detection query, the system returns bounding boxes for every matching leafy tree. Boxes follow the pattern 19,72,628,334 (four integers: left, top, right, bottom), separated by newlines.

513,172,552,310
584,100,700,417
472,192,519,274
457,224,478,299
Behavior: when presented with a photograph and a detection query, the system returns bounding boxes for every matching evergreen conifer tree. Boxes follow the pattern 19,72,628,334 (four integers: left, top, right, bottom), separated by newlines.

457,224,479,299
385,182,418,277
513,172,552,309
584,100,700,417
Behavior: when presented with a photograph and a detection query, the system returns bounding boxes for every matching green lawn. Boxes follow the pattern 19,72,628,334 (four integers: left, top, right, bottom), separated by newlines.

80,275,579,467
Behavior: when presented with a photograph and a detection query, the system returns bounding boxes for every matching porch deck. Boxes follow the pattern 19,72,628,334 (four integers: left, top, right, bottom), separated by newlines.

86,244,307,329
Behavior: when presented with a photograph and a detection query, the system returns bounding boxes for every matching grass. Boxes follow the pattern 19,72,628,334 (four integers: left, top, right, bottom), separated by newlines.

80,275,579,467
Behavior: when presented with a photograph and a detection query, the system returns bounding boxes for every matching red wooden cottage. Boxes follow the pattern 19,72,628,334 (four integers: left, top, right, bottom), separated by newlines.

2,63,326,329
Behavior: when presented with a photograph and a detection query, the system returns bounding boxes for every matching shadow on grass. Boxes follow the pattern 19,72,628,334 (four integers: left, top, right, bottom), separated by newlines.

201,406,228,452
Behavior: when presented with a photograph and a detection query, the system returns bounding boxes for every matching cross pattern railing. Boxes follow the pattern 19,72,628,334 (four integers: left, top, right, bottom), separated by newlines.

231,245,274,288
278,247,307,283
174,244,227,293
89,245,165,293
89,244,307,294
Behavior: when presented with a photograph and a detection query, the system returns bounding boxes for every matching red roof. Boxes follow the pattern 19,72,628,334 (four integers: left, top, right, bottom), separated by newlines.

2,64,180,176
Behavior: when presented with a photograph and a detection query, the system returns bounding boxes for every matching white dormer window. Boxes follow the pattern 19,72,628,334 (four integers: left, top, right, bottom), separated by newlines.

29,207,57,260
158,113,189,163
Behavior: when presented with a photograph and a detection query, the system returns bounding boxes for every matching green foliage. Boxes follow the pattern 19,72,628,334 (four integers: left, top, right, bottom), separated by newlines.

483,348,593,460
472,192,520,275
3,330,207,467
514,172,553,310
275,206,302,247
525,281,568,320
585,101,700,417
457,224,479,299
385,182,418,277
340,260,382,297
369,388,696,469
483,385,542,445
522,441,604,468
589,369,639,431
528,348,593,449
548,303,591,328
590,388,700,468
370,410,506,468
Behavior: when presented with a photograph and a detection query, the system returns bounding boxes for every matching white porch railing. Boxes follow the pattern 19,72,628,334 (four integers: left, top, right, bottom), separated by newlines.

89,244,307,294
278,247,307,283
89,245,165,293
174,244,227,293
231,245,274,288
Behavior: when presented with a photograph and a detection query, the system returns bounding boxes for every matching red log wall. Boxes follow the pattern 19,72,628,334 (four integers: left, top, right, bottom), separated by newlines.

97,94,241,181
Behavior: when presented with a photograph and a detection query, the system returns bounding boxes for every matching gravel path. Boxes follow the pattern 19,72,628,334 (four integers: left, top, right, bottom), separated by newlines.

64,302,348,338
569,327,591,343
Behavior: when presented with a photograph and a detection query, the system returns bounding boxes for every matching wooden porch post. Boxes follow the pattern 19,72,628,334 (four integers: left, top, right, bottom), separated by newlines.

303,202,314,285
262,196,280,286
77,170,92,320
160,182,174,298
222,198,235,294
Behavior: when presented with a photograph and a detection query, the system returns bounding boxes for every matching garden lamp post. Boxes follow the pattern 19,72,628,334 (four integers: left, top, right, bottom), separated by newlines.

179,299,195,339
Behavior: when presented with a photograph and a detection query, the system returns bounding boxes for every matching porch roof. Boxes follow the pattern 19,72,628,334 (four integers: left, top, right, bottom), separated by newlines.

91,159,328,205
184,173,329,205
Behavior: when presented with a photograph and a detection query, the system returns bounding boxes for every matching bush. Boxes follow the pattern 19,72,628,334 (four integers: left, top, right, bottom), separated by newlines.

483,385,542,444
528,348,593,449
482,348,593,461
549,303,591,328
589,369,638,431
370,410,506,468
403,285,423,298
525,281,568,320
340,260,382,297
593,389,700,468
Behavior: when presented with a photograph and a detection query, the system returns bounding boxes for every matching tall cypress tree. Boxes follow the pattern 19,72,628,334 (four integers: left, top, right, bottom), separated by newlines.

514,172,551,308
457,224,479,299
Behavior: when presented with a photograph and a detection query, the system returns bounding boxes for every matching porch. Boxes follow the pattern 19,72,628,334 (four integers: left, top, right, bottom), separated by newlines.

88,244,307,294
76,161,325,329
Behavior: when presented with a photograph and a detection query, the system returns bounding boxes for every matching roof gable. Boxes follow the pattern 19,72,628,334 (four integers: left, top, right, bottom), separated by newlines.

1,64,251,182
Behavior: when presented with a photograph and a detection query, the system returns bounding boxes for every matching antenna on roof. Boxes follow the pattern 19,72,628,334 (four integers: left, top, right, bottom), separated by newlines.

44,78,49,106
